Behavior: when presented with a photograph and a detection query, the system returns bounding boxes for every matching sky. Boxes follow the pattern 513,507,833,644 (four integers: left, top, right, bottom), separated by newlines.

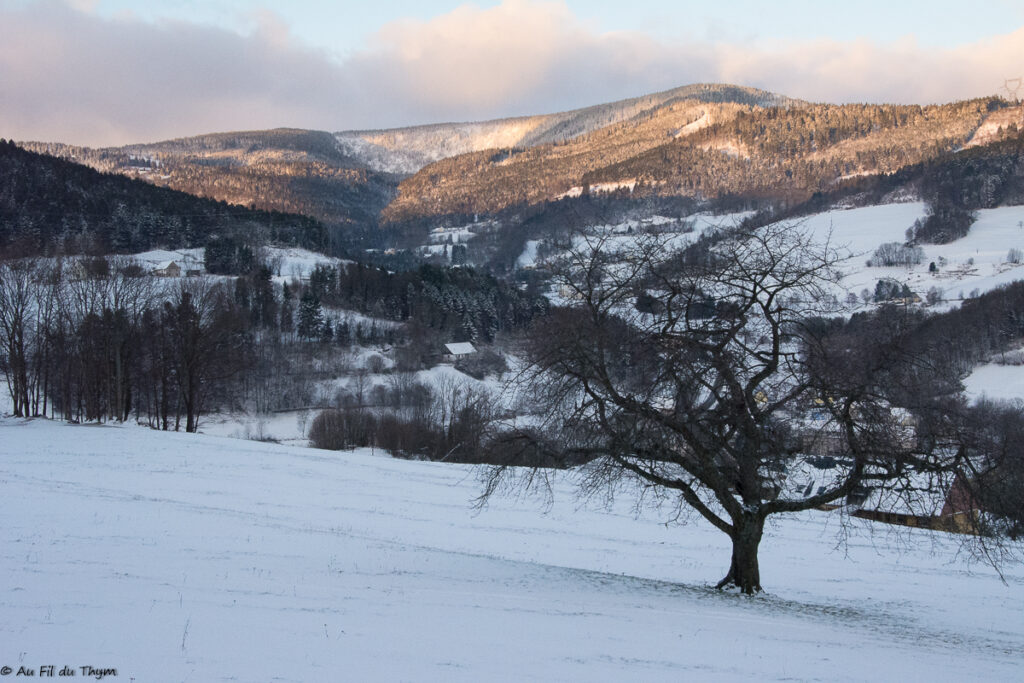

2,0,1024,146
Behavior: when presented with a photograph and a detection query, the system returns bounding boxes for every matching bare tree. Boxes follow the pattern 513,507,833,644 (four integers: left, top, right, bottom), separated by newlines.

484,224,977,594
164,279,250,432
0,259,39,416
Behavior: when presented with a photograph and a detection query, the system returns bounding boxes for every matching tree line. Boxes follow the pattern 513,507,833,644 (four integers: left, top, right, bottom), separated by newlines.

0,249,551,428
0,258,250,431
298,262,549,344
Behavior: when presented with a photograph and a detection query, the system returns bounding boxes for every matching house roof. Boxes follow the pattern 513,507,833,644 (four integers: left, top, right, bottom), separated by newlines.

856,470,969,517
445,342,476,355
154,260,179,270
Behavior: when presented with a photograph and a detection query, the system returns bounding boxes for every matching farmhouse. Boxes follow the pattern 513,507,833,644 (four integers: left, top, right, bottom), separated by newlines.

852,471,981,534
443,342,476,362
153,261,181,277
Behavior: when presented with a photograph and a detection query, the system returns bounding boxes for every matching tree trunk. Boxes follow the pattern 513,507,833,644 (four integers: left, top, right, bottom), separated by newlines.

716,513,765,595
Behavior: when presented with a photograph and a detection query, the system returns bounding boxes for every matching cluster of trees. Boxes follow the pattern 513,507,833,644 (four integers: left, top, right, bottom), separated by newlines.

868,242,924,268
887,280,1024,377
0,258,250,431
0,140,328,257
300,262,548,343
873,278,917,302
310,376,494,462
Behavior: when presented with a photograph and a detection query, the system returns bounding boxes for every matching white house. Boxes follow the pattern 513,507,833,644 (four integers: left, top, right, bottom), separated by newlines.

443,342,477,362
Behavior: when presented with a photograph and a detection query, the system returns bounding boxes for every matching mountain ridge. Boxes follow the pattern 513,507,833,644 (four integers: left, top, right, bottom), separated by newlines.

382,97,1024,222
335,83,803,174
15,83,1024,231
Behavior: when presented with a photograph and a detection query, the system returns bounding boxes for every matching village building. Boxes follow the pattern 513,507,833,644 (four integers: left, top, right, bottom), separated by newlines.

442,342,477,362
152,261,181,277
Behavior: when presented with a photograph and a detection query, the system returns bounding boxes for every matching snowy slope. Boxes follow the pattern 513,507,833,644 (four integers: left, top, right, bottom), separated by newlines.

530,202,1024,315
792,203,1024,304
1,418,1022,682
964,363,1024,402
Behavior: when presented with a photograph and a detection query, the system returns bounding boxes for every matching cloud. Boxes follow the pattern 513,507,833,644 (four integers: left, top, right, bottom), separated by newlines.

1,0,1022,147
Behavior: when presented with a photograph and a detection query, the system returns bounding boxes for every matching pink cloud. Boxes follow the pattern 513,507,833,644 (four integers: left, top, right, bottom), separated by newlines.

1,0,1021,147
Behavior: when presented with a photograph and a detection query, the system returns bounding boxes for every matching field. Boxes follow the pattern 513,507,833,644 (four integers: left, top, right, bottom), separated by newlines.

2,418,1022,681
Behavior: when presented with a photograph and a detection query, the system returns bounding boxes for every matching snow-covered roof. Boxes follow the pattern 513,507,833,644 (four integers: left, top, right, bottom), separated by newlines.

857,470,962,517
445,342,476,356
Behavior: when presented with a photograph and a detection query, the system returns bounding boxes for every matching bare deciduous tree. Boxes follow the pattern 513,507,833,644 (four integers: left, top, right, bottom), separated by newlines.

484,224,986,594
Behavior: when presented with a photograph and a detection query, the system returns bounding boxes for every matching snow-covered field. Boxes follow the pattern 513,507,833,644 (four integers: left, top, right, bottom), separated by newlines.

525,202,1024,312
795,203,1024,304
964,362,1024,402
2,418,1022,681
129,246,348,284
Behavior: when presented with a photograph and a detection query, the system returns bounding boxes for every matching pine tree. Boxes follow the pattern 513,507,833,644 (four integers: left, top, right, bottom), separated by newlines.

279,283,294,334
297,290,323,340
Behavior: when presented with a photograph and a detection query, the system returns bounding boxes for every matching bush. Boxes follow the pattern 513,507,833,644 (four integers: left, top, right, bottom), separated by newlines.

310,378,497,462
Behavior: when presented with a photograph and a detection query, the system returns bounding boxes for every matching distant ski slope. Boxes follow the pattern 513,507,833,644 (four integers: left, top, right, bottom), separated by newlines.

1,418,1021,681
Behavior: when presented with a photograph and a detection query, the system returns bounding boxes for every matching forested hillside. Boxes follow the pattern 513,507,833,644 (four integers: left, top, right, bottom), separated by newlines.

0,140,328,256
21,129,399,229
383,98,1024,221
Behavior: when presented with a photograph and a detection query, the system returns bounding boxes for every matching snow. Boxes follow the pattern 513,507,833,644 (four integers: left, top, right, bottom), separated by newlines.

444,342,476,356
788,203,1024,305
589,179,638,194
264,247,349,283
675,110,711,137
964,363,1024,403
199,409,315,447
2,418,1022,681
517,239,540,268
127,246,349,282
131,247,204,271
547,211,754,270
429,226,476,244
